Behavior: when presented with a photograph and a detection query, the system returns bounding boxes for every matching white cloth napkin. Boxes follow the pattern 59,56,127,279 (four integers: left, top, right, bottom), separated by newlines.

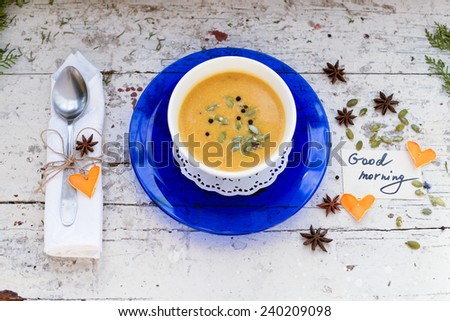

44,52,104,258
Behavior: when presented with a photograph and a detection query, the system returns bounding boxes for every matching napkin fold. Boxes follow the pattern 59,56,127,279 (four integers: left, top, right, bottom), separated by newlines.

44,52,104,259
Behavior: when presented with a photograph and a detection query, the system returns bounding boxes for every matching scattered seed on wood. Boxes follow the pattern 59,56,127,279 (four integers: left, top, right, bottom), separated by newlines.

381,136,392,144
398,109,408,117
346,128,354,140
346,99,358,107
399,116,409,125
411,180,423,188
370,140,381,148
411,124,421,133
429,195,446,207
415,189,425,196
370,123,381,132
356,140,363,151
405,241,420,250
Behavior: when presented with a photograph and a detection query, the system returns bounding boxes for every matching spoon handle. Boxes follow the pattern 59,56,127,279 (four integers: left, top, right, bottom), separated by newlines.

60,122,77,226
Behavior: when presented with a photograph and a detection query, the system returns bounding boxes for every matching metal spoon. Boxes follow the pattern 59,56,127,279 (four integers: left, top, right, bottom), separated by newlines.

52,66,88,226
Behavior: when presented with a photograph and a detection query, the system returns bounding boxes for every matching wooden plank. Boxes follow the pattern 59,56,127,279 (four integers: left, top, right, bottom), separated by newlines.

0,204,449,299
1,0,449,75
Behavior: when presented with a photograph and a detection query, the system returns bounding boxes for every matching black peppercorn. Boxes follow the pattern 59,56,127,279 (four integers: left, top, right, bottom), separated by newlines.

205,132,210,136
241,109,246,113
236,116,241,120
248,120,253,125
243,105,248,109
208,118,213,124
236,96,241,101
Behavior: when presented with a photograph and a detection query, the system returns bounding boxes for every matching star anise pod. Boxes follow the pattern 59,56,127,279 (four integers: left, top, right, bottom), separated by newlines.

317,194,341,216
373,91,399,115
323,60,347,84
335,107,356,127
76,134,98,157
301,225,333,252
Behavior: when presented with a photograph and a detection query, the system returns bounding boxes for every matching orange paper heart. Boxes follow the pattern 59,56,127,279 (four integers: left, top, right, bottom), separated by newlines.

341,194,375,221
68,165,100,198
406,141,436,168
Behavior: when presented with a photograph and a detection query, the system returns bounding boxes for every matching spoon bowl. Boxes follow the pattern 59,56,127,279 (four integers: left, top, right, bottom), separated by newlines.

52,66,88,121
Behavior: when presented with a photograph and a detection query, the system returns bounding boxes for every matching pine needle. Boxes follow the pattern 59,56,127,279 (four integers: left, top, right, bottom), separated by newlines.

425,55,450,96
0,44,22,71
425,22,450,52
425,22,450,97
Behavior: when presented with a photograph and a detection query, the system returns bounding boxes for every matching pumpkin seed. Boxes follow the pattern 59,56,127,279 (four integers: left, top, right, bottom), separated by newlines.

370,140,381,148
218,132,226,143
214,115,229,125
346,98,358,107
411,180,423,188
356,140,363,151
232,136,242,143
244,143,253,153
421,208,432,215
225,96,234,108
235,120,242,130
359,108,368,116
396,216,403,227
381,136,392,144
395,124,405,131
399,116,409,125
246,109,256,117
405,241,420,250
393,136,404,142
370,123,381,132
415,189,425,196
255,134,265,141
206,104,218,111
243,134,253,142
398,109,408,117
429,195,446,207
346,128,354,140
369,133,378,142
249,125,259,134
411,124,421,133
231,143,240,152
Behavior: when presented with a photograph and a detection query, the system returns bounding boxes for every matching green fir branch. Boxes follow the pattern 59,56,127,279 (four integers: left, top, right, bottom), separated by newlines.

0,44,22,71
425,55,450,96
0,1,9,31
425,22,450,52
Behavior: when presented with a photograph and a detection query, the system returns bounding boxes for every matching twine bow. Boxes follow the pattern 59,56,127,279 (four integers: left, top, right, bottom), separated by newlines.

35,127,103,194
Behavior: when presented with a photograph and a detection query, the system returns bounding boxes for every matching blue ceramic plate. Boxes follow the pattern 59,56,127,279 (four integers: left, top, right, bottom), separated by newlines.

129,48,330,235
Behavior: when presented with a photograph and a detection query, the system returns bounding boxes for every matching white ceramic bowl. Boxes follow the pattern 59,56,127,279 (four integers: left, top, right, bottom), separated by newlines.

167,56,296,179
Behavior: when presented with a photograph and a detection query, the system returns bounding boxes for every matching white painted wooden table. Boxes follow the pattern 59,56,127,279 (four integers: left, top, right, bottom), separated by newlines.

1,0,449,300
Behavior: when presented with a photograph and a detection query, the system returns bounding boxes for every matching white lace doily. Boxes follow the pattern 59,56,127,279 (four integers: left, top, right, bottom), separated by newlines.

173,146,291,196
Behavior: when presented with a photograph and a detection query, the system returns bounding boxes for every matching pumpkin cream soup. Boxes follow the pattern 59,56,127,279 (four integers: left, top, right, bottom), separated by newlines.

178,72,286,172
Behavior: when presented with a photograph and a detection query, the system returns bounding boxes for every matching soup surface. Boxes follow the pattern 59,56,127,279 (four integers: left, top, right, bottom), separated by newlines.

178,72,286,172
